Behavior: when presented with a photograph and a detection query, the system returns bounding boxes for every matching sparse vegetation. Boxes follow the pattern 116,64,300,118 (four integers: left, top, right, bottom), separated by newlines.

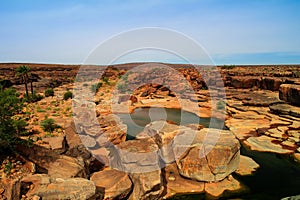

24,91,44,103
44,88,54,97
40,117,60,133
90,82,103,93
117,83,127,93
0,86,27,151
221,65,236,69
4,161,13,174
63,91,73,100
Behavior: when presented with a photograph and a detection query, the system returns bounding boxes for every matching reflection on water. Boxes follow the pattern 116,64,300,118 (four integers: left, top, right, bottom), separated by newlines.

118,107,300,200
118,107,225,140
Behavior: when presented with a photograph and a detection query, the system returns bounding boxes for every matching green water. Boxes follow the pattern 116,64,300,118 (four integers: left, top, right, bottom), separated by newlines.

118,107,225,140
118,107,300,200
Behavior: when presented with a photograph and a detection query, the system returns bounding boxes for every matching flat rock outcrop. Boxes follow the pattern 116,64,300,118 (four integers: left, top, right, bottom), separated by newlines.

21,174,96,200
174,128,240,182
279,84,300,106
269,103,300,118
235,155,260,176
90,168,132,199
244,136,294,154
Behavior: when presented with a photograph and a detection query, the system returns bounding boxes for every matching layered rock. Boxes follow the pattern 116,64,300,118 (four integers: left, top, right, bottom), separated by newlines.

279,84,300,106
164,163,205,198
269,103,300,118
235,155,260,176
144,120,194,164
128,170,165,200
230,76,261,89
17,144,87,179
22,174,96,200
174,128,240,182
115,138,160,173
261,77,283,91
244,136,294,154
90,168,132,199
115,138,166,199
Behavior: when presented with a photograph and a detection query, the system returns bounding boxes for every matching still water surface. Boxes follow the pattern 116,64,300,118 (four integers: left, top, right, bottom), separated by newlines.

118,107,300,200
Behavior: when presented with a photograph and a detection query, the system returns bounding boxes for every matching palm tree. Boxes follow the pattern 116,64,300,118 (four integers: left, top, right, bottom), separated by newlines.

16,65,31,97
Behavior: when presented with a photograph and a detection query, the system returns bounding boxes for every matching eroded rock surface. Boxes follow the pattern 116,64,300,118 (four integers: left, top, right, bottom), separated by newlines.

22,174,96,200
235,155,260,176
90,168,132,199
128,170,165,200
174,128,240,182
279,84,300,106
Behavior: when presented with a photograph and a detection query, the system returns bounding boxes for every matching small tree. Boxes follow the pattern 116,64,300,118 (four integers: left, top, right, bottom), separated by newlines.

16,65,31,97
45,88,54,97
0,86,27,151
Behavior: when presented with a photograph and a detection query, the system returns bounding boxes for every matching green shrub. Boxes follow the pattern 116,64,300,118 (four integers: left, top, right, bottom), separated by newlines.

201,86,208,90
13,119,28,135
63,91,73,100
5,161,12,174
24,92,44,103
90,82,103,93
0,87,27,151
44,88,54,97
40,118,59,132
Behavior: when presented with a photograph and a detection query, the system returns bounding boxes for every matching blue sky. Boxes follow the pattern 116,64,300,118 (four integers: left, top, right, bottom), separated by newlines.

0,0,300,65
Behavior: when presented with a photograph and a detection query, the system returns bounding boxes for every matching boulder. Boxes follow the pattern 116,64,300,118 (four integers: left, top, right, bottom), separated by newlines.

115,138,165,200
235,155,260,176
279,84,300,106
115,138,159,173
164,163,205,198
90,168,132,199
64,122,93,160
17,144,87,179
65,122,82,149
174,128,240,182
22,174,96,200
128,170,165,200
40,136,67,154
144,120,193,164
47,155,87,179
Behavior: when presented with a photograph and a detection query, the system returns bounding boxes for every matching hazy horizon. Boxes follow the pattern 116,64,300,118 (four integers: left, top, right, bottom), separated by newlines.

1,0,300,65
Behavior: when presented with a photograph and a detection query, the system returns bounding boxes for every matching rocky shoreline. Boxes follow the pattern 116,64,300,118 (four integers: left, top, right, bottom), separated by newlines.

0,63,300,199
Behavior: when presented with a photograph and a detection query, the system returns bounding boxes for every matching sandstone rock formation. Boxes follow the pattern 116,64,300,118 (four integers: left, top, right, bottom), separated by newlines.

22,174,96,200
90,168,132,199
174,128,240,182
235,155,260,176
279,84,300,106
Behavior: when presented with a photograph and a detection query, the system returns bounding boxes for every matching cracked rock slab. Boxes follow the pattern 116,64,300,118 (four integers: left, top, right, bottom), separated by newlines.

174,128,240,182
